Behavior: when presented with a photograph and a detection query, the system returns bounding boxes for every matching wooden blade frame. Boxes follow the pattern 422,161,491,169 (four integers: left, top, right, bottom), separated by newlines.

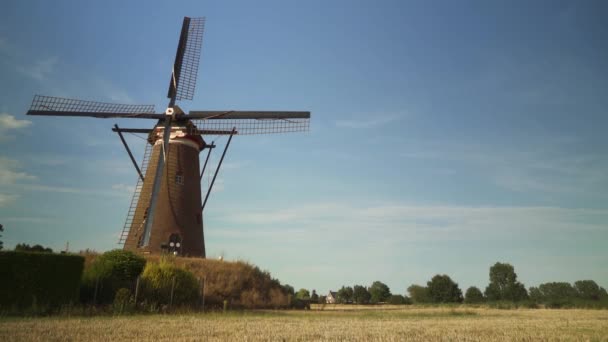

27,95,158,118
167,17,205,102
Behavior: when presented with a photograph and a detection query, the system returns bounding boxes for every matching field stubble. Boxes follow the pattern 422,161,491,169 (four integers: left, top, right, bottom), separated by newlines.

1,306,607,341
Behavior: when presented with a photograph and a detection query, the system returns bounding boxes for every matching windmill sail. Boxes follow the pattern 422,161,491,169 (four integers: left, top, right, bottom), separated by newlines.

188,110,310,135
168,17,205,102
27,95,158,118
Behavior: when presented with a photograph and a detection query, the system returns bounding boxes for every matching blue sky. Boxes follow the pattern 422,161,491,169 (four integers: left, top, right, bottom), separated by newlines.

1,0,607,295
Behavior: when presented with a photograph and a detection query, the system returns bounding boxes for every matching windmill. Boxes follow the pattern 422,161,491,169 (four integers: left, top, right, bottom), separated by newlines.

26,17,310,257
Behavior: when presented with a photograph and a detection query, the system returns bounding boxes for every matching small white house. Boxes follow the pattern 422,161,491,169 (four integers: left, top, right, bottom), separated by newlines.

326,291,338,304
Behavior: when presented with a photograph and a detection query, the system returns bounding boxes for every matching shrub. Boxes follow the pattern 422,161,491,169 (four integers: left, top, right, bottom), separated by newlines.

0,251,84,311
81,250,146,304
388,294,411,305
408,284,431,303
464,286,485,303
369,281,391,303
113,288,134,314
427,274,463,303
140,259,199,306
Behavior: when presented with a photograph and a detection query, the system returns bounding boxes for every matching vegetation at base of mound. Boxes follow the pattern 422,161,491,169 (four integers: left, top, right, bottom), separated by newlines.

144,255,291,309
81,250,146,304
140,258,200,307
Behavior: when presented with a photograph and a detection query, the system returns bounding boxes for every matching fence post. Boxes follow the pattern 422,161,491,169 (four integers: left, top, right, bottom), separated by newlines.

93,277,99,305
202,276,206,312
169,276,176,309
134,276,140,305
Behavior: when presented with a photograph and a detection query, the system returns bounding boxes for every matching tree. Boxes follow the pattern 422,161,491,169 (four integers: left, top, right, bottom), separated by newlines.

407,284,431,303
538,282,577,307
529,287,542,303
81,249,146,304
574,280,603,300
484,262,528,301
388,294,411,305
295,288,310,300
427,274,463,303
15,243,53,253
0,224,3,250
353,285,371,304
464,286,484,303
369,281,391,303
337,286,354,303
282,284,295,296
311,289,319,303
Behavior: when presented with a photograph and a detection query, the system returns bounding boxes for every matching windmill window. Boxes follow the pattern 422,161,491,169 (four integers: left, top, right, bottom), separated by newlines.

175,173,184,185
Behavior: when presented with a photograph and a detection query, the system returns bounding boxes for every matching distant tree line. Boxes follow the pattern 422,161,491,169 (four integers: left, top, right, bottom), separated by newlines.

307,262,607,309
14,243,53,253
406,262,608,308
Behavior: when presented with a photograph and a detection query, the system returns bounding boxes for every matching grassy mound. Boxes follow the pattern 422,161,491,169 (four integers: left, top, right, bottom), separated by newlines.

80,252,290,309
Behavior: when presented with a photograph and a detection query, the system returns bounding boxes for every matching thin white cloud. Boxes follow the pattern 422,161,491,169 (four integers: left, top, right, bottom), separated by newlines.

18,184,127,198
0,158,37,184
0,113,31,130
17,56,58,81
212,202,608,242
111,183,135,194
2,216,56,223
400,141,608,196
335,113,404,129
0,193,18,207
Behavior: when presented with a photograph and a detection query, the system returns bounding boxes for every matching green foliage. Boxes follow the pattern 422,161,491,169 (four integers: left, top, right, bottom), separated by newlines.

353,285,371,304
295,288,310,300
485,262,528,301
337,286,354,303
140,259,200,306
535,282,577,308
387,294,411,305
113,288,134,314
369,281,391,303
0,223,4,250
282,284,295,296
167,256,290,309
0,251,84,311
574,280,603,300
14,243,53,253
310,290,319,303
408,284,431,303
464,286,485,303
427,274,463,303
81,249,146,304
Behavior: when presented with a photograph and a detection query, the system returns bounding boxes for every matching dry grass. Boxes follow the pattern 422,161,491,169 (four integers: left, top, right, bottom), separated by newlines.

1,307,607,341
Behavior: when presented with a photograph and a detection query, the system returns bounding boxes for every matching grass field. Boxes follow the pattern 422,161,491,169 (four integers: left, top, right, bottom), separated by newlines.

1,306,607,341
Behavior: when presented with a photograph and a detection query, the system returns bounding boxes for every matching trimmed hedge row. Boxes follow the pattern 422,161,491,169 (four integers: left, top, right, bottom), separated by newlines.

0,251,84,310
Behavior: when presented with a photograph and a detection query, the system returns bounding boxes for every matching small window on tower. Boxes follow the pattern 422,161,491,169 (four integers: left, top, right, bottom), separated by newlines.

175,172,184,185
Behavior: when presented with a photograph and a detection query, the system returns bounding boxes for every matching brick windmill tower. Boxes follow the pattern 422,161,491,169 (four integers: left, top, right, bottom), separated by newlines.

26,17,310,257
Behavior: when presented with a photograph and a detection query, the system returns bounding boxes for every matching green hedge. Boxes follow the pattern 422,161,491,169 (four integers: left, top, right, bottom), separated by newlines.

0,251,84,311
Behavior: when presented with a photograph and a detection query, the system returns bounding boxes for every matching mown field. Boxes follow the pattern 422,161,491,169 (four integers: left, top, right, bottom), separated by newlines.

1,306,607,341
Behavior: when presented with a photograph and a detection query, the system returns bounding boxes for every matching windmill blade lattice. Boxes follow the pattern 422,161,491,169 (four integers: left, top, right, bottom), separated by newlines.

28,95,158,118
192,118,309,135
168,17,205,102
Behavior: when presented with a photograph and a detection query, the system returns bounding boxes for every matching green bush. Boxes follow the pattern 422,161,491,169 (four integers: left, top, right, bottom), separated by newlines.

464,286,485,303
81,250,146,304
140,259,199,307
113,288,134,314
0,251,84,311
